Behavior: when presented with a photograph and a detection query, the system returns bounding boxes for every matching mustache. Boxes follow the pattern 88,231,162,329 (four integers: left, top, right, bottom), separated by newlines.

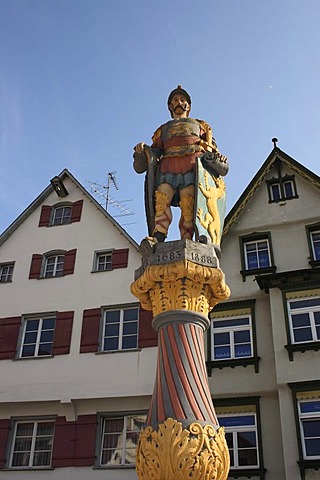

174,104,188,112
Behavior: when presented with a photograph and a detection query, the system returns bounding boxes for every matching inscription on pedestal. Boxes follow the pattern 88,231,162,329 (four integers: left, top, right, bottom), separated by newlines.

135,239,220,279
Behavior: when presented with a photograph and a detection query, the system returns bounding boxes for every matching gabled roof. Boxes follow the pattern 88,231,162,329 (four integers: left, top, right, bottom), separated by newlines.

0,168,140,250
222,146,320,239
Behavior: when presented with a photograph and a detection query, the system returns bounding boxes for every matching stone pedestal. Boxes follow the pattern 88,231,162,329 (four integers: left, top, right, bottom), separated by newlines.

131,240,231,480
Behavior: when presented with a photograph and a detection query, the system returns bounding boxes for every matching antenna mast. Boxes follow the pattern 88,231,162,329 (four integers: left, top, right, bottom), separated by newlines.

106,172,119,210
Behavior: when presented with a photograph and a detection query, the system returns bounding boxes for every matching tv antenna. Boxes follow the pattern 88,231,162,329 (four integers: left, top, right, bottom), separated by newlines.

86,172,135,224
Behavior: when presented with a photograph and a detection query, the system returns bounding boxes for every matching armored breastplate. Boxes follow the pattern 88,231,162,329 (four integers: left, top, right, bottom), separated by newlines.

162,118,201,142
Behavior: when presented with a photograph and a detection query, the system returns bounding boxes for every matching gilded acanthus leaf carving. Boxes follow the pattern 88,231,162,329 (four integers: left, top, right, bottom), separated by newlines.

136,418,230,480
130,260,230,315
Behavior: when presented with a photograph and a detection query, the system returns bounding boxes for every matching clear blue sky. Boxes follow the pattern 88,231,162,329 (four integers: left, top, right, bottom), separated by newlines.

1,0,319,242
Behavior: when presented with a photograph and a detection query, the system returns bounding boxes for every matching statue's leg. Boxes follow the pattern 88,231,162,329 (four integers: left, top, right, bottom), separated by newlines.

179,185,195,240
152,183,175,241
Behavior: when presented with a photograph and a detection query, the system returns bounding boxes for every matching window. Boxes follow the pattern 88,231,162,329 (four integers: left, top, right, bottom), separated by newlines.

215,397,265,478
102,307,139,351
51,205,72,225
240,232,276,280
219,414,259,469
288,296,320,344
289,381,320,478
44,254,64,278
9,419,54,468
266,174,298,203
92,248,129,273
38,200,83,227
29,249,76,279
99,414,146,466
95,251,112,272
0,262,14,282
306,224,320,266
20,316,55,357
211,316,252,359
299,400,320,459
311,231,320,261
208,301,259,373
244,240,270,270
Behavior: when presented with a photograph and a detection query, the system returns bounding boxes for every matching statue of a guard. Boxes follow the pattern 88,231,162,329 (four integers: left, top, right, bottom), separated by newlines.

133,86,228,249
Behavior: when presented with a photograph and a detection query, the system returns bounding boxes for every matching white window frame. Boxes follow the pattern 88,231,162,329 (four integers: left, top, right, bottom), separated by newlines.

244,239,271,270
218,413,259,469
298,399,320,460
51,205,72,225
0,262,14,282
101,306,139,352
19,315,56,358
43,254,64,278
9,419,55,469
283,179,295,199
99,414,146,466
287,296,320,344
310,230,320,261
211,315,253,361
94,251,113,272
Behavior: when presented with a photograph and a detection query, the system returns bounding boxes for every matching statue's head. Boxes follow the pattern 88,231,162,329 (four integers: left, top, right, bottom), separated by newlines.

167,85,191,118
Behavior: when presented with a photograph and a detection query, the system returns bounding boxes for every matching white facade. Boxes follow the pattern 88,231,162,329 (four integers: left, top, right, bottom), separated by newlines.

0,170,157,479
1,148,319,480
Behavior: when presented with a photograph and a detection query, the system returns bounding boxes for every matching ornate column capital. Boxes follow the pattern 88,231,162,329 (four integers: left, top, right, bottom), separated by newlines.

131,241,230,316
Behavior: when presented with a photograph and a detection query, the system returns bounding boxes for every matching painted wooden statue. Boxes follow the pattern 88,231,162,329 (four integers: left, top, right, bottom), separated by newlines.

133,85,228,247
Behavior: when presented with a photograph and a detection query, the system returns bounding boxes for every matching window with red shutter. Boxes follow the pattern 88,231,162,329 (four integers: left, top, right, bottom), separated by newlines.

52,311,74,355
63,249,77,276
111,249,129,269
0,317,21,359
29,254,43,279
51,415,96,467
51,417,76,467
0,419,10,469
71,200,83,223
80,309,101,353
38,205,53,227
138,308,157,348
74,415,97,466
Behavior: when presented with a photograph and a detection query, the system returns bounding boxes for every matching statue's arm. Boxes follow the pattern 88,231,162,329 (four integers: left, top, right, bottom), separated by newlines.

133,126,163,174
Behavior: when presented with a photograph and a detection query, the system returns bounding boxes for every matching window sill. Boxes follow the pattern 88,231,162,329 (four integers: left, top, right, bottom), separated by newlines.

298,460,320,480
91,269,113,274
95,348,141,355
228,467,266,479
206,356,260,375
93,464,135,469
0,280,13,284
309,259,320,268
13,355,54,361
241,266,276,281
285,342,320,361
3,467,54,471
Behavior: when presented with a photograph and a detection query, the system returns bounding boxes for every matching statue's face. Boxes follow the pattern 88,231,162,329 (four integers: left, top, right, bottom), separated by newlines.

169,94,190,118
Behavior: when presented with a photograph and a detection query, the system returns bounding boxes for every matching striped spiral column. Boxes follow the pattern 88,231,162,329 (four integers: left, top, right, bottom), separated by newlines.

147,310,218,430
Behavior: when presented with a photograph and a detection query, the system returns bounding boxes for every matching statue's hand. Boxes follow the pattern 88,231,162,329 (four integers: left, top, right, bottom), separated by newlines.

134,142,146,154
133,142,148,174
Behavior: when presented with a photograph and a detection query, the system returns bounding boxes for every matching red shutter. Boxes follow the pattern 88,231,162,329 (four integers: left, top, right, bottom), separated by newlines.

74,415,96,466
0,317,21,359
111,248,129,269
0,419,10,469
138,308,158,348
52,311,74,355
80,308,101,353
63,249,77,276
52,417,76,467
71,200,83,223
38,205,52,227
29,254,43,279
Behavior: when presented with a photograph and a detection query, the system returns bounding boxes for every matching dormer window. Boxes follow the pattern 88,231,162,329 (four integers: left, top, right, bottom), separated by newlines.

267,175,298,203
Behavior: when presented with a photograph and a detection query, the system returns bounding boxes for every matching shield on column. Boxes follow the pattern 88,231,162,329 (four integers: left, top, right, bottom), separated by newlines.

194,155,227,246
144,146,158,237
